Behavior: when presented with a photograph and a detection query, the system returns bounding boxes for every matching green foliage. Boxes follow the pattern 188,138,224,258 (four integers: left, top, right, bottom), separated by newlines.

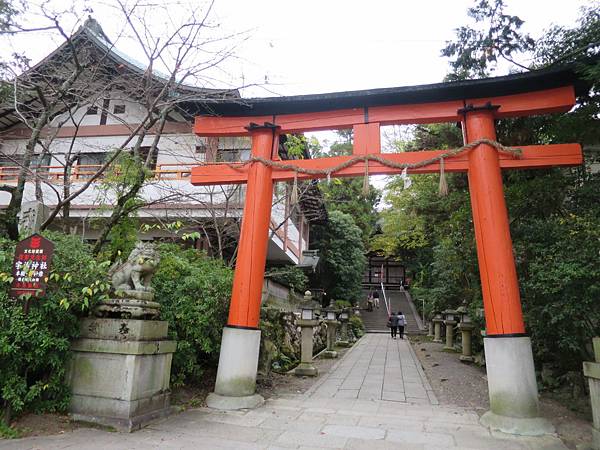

265,265,308,293
317,135,380,245
349,315,365,338
152,243,233,385
334,300,352,309
441,0,534,79
0,232,109,424
313,211,366,304
383,1,600,377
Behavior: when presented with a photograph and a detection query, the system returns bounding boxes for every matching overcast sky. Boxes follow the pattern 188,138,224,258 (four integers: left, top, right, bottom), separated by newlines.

5,0,590,98
211,0,588,97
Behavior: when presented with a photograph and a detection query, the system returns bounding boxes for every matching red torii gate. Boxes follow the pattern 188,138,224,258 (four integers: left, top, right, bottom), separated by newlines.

191,68,583,434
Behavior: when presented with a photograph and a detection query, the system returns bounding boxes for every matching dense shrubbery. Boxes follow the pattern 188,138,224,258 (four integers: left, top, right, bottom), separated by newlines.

152,244,233,385
313,211,367,304
349,315,365,338
0,232,109,425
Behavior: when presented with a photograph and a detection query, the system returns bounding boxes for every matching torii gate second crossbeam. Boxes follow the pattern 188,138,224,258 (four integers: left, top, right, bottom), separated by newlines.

190,67,583,435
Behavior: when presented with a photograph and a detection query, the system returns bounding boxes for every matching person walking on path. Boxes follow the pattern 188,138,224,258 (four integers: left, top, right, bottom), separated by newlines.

389,311,400,339
397,311,407,339
372,289,380,309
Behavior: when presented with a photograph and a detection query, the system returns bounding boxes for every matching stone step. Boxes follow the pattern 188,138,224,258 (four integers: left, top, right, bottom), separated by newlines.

359,289,424,333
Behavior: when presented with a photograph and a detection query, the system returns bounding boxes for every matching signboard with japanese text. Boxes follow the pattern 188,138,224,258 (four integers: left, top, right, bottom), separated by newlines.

9,234,54,298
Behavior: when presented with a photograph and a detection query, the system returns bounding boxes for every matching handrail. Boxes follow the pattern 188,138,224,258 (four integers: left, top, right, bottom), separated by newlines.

381,281,390,317
0,163,199,183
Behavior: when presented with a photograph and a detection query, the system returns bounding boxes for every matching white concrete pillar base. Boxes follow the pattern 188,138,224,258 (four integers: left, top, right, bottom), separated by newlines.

480,411,554,436
210,326,262,410
482,336,554,436
206,393,264,410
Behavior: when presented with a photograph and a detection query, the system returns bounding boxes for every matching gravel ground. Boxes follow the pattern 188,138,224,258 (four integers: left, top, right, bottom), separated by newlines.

410,334,594,450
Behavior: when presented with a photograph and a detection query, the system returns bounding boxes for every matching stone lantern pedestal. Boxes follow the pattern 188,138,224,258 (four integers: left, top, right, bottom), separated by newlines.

432,315,444,343
458,321,475,363
337,310,351,347
582,337,600,449
427,320,435,338
443,310,458,351
322,320,339,359
295,319,319,377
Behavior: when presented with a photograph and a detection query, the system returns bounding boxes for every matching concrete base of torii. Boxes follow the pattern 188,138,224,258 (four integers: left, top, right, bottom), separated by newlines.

206,327,264,410
480,336,554,436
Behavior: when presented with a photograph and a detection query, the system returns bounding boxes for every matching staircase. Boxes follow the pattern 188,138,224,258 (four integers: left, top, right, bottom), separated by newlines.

359,288,424,334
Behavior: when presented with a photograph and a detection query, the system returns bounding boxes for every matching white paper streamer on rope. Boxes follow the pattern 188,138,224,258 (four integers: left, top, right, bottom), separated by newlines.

401,167,412,190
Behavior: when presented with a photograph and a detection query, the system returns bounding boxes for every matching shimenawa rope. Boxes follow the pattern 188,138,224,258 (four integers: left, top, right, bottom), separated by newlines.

219,138,522,199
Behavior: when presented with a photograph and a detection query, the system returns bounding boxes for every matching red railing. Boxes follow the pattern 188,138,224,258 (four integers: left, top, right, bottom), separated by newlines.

0,163,198,183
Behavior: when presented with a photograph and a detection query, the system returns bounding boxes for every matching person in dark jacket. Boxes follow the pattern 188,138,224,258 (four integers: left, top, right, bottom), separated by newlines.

397,311,407,339
389,312,400,339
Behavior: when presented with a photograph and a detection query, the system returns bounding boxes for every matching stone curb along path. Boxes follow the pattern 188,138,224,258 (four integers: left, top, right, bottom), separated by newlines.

2,334,568,450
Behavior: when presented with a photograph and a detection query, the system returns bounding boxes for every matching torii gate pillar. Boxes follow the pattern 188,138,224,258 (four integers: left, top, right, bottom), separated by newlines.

206,125,278,410
464,108,553,435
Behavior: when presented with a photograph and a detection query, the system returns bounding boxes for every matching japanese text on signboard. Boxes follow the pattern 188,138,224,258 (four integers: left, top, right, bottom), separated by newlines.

10,234,54,298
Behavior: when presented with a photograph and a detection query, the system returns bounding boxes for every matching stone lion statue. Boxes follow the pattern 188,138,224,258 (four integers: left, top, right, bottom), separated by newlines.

108,242,160,293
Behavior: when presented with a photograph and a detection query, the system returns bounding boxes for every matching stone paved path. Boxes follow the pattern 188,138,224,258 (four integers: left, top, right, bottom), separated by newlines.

1,334,568,450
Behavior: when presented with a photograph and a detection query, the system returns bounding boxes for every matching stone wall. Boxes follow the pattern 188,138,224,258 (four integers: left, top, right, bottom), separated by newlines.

258,307,327,376
261,279,304,312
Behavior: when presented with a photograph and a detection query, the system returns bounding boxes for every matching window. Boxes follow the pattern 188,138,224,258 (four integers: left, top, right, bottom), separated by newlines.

86,106,98,115
113,104,126,114
78,153,106,166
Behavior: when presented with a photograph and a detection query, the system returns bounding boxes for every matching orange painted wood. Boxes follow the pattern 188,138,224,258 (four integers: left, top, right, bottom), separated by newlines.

471,86,576,118
193,86,576,136
353,123,381,155
227,129,276,328
465,110,525,335
190,143,582,185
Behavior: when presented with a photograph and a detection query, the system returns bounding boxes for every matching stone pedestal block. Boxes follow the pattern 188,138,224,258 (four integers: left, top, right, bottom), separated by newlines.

337,321,351,347
427,321,434,337
443,319,457,351
432,319,443,343
322,320,338,358
68,318,176,432
458,322,475,363
295,319,318,377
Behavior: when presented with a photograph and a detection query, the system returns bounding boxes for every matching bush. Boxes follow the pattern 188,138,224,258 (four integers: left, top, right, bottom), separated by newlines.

313,211,367,303
152,244,233,386
349,315,365,338
334,300,352,309
0,232,109,424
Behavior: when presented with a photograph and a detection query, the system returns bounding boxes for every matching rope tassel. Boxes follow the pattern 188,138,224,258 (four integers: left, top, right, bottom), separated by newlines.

438,157,448,197
362,158,370,196
290,171,299,205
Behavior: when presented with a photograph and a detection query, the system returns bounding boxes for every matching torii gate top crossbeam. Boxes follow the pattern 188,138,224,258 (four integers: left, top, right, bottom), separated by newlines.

192,66,586,136
190,67,584,186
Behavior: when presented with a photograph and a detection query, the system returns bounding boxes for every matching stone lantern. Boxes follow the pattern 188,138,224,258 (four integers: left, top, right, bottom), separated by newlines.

443,309,458,351
457,304,475,363
427,314,435,337
583,337,600,449
322,309,339,358
294,306,319,377
432,312,444,343
337,309,351,347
